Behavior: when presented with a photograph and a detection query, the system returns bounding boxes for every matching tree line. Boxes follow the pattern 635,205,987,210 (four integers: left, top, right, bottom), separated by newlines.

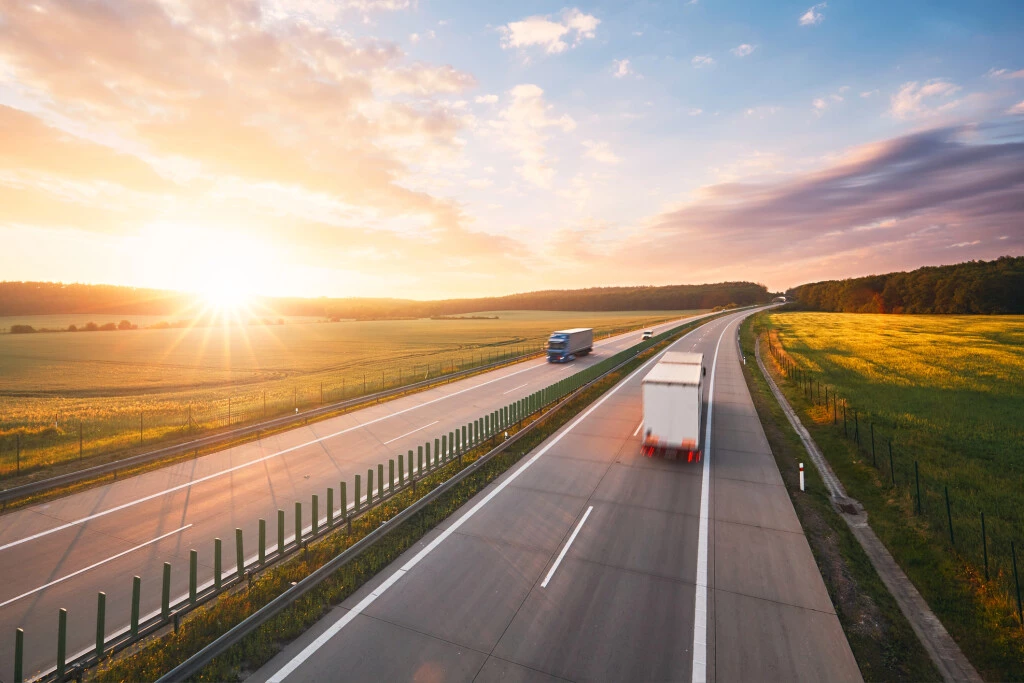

0,281,770,319
787,256,1024,314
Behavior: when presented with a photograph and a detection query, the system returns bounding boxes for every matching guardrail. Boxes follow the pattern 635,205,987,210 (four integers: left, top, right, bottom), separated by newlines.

15,310,736,683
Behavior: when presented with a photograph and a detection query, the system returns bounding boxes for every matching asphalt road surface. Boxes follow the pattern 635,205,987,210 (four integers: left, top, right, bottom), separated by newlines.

249,309,861,683
0,313,708,680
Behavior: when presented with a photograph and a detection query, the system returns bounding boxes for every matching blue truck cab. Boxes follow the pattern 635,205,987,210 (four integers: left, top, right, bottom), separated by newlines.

546,328,594,363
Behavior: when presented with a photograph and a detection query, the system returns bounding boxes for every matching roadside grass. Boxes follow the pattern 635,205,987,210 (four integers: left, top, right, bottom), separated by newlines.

740,316,940,682
0,310,693,478
761,311,1024,681
90,316,708,683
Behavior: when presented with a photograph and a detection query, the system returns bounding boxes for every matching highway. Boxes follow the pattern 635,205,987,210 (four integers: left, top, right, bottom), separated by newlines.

0,313,705,680
250,309,862,683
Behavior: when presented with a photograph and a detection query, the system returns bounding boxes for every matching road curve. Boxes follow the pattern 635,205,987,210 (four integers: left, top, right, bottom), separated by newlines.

248,309,861,683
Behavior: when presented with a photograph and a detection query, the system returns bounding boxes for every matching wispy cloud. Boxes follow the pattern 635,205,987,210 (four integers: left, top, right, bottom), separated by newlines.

890,79,963,120
986,67,1024,80
689,108,703,116
799,3,827,26
499,8,600,56
475,94,499,104
731,44,756,57
692,54,715,68
612,59,635,78
1009,101,1024,115
582,140,620,165
489,84,576,188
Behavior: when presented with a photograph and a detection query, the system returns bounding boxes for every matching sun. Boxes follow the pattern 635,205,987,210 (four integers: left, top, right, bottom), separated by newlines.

199,278,254,321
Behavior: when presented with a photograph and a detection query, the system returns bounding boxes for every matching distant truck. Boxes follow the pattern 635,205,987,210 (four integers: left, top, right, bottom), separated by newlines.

642,329,653,340
546,328,593,363
641,352,706,460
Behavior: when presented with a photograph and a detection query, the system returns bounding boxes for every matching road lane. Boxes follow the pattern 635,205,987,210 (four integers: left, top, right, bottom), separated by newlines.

251,309,861,683
0,313,706,679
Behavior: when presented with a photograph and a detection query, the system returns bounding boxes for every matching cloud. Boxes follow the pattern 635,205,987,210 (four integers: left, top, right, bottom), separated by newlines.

499,8,600,55
689,108,703,116
861,89,880,98
987,68,1024,80
692,55,715,68
582,140,620,165
1010,100,1024,115
612,59,634,78
489,84,576,188
799,3,826,26
731,44,756,57
949,240,981,248
745,105,781,118
812,91,845,114
890,79,963,120
475,94,499,105
618,122,1024,288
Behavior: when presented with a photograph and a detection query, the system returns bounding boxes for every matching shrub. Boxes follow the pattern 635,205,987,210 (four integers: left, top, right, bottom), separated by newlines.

84,322,99,331
99,322,117,331
10,324,36,334
118,319,137,330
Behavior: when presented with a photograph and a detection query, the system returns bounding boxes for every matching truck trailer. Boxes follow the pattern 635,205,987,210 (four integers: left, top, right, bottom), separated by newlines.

546,328,593,363
641,353,704,460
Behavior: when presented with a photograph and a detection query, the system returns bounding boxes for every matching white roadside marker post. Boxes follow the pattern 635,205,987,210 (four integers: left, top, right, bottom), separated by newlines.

799,462,805,491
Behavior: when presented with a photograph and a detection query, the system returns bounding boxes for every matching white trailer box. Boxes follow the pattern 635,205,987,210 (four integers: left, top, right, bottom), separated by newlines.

546,328,594,363
661,351,704,367
641,360,703,458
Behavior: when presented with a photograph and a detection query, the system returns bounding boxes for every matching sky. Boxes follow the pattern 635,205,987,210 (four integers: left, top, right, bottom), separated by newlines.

1,0,1023,300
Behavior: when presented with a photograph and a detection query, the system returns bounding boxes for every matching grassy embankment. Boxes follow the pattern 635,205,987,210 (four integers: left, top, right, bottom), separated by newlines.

760,311,1024,681
740,315,939,681
0,310,693,478
90,313,713,682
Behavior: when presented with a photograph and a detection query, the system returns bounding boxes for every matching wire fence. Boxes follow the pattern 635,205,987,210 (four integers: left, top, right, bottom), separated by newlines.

761,328,1024,632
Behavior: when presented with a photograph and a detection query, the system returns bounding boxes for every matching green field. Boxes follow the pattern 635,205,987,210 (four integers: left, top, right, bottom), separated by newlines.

762,311,1024,677
0,310,693,476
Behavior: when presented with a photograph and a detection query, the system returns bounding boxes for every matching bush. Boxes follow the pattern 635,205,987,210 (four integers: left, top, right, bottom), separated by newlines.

10,324,36,334
99,322,117,331
84,322,99,331
118,319,137,330
67,324,78,332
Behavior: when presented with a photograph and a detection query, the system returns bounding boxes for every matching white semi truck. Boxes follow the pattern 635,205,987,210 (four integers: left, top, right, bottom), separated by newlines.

641,352,705,460
546,328,594,363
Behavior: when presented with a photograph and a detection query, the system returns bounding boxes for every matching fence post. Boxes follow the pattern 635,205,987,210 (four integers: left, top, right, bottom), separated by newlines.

843,403,847,438
854,410,860,446
388,460,394,494
295,502,302,545
377,464,384,499
236,528,245,580
355,474,361,512
95,591,106,660
435,438,440,464
833,395,837,424
914,461,921,515
425,441,431,468
130,576,141,636
367,468,374,503
14,627,23,683
398,455,405,486
889,440,895,486
312,495,319,535
162,562,171,619
327,488,334,527
214,538,222,589
944,487,954,546
340,482,348,522
277,509,285,554
56,608,67,682
870,423,876,466
259,518,267,564
1012,542,1023,625
981,512,989,582
418,445,424,472
441,435,447,461
189,550,198,603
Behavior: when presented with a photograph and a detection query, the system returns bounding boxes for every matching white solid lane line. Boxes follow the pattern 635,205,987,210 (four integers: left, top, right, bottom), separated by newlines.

0,525,192,609
1,314,708,554
541,505,593,588
265,316,729,683
690,318,730,683
502,383,529,395
632,420,643,437
382,421,439,445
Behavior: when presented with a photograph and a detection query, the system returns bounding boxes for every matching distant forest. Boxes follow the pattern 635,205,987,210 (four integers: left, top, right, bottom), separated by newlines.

788,256,1024,314
0,281,770,319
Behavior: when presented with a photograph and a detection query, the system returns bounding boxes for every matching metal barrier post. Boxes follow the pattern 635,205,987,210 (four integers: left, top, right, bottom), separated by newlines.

56,608,67,681
214,538,222,589
277,510,285,554
294,502,302,545
189,550,198,603
162,562,171,619
236,528,245,580
130,576,141,636
95,591,106,660
14,627,23,683
259,518,267,563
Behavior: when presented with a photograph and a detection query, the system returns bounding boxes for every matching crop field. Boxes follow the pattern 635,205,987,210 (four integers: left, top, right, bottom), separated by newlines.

763,311,1024,676
0,310,693,476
